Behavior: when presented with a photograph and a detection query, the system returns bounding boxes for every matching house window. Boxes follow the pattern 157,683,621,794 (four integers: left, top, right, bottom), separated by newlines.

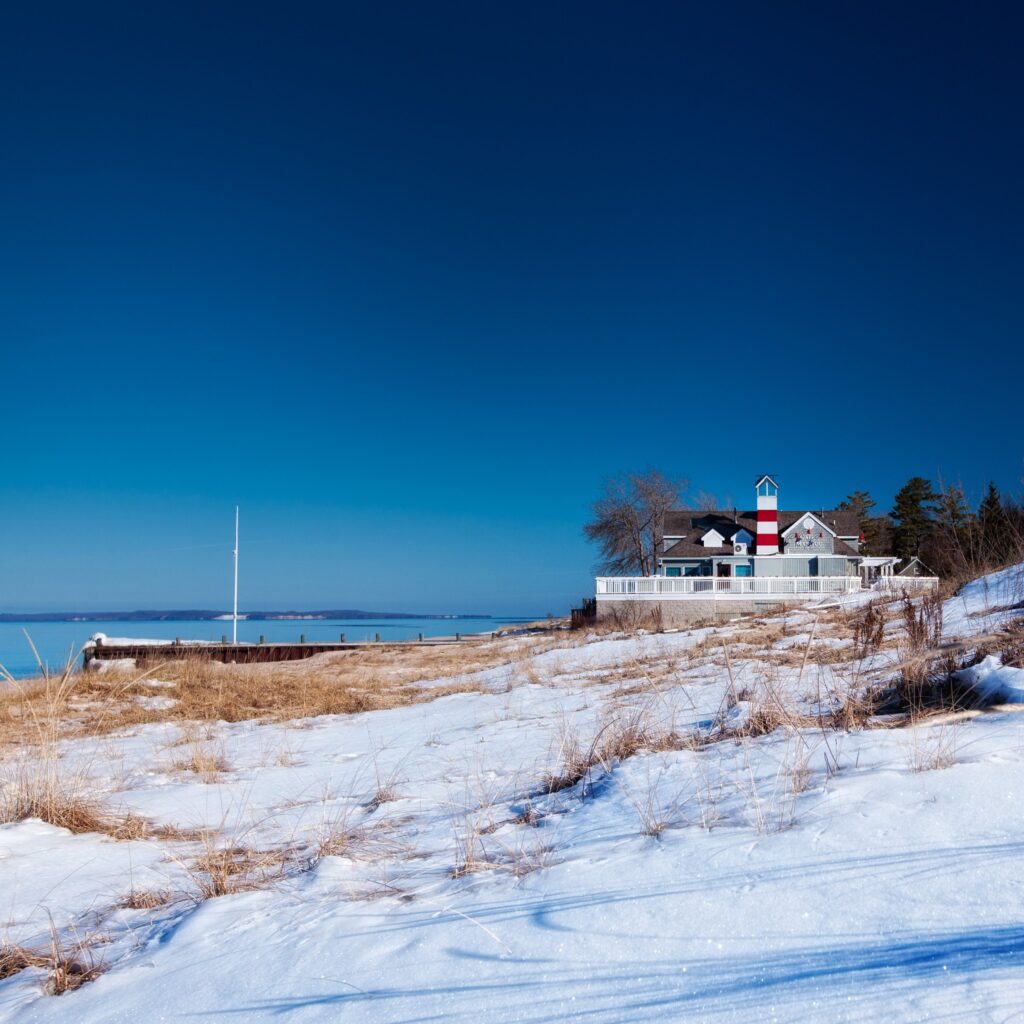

684,566,701,577
666,567,682,577
735,564,752,577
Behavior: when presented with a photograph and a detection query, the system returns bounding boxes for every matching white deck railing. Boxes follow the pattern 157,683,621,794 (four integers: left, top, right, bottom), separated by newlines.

871,576,940,593
596,576,864,599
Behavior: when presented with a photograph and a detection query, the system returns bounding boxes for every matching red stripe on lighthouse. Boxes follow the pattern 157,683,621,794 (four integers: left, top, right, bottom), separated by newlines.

755,475,780,554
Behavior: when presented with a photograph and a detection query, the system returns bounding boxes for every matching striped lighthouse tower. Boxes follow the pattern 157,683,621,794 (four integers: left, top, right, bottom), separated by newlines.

755,474,780,555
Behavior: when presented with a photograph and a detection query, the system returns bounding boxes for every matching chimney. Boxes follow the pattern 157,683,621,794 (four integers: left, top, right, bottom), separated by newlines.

755,475,779,555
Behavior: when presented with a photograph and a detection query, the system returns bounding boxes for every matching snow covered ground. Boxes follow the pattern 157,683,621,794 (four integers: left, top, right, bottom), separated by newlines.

2,572,1024,1022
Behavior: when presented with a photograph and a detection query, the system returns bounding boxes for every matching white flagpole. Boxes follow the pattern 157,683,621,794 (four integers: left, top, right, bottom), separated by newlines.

232,506,239,644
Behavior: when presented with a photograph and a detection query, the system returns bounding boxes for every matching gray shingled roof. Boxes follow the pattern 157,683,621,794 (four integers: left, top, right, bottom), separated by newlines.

660,508,861,559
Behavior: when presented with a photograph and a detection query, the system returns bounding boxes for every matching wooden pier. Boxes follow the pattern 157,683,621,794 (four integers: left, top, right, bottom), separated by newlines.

83,634,488,669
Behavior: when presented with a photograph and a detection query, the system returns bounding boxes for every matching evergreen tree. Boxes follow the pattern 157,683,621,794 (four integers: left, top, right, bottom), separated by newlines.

924,483,977,576
838,490,890,554
978,482,1013,565
866,515,896,556
837,491,875,529
891,477,937,562
937,484,973,538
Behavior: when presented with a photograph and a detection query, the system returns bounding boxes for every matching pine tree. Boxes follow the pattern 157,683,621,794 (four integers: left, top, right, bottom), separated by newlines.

838,490,889,555
891,477,937,562
838,491,875,529
978,482,1013,565
925,483,977,576
937,484,973,538
866,515,896,556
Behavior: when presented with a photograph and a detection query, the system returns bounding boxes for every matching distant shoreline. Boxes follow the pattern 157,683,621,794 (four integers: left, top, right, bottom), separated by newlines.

0,610,493,623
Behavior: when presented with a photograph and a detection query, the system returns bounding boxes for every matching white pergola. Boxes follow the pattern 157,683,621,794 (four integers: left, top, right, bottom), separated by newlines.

857,556,902,580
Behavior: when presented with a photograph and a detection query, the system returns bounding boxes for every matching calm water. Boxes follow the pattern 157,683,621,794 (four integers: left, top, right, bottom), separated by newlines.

0,616,535,679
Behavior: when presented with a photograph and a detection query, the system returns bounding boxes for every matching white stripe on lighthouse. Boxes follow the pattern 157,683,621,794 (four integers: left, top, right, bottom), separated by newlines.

755,476,779,555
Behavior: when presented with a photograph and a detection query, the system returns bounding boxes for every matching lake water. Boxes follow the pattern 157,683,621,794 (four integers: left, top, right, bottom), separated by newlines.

0,616,536,679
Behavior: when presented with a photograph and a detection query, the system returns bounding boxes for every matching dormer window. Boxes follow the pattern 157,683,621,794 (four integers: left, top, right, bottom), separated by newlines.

701,529,725,547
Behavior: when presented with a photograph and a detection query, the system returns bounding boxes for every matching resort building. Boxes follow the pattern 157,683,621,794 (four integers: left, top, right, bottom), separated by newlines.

595,475,935,626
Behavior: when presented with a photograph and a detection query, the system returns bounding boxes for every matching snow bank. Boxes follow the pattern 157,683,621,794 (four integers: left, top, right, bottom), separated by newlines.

84,657,136,673
4,617,1024,1022
957,654,1024,704
88,633,177,648
944,563,1024,635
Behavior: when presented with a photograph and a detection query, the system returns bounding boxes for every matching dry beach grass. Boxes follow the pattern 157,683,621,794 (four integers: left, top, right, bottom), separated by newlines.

0,632,579,844
0,633,578,745
0,924,103,995
2,594,1020,846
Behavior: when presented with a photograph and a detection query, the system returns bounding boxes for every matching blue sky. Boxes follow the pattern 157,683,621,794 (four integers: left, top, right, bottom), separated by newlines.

1,3,1021,615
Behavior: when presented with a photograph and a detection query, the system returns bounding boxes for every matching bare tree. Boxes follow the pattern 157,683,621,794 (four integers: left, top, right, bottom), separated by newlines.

583,470,687,576
693,490,733,512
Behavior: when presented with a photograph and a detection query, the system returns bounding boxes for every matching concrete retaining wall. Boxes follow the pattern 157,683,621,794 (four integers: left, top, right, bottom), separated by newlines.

596,598,797,629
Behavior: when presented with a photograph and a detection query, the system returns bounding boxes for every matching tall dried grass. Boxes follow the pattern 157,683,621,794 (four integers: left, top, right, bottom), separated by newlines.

188,842,294,899
543,707,686,797
1,636,568,748
173,728,230,783
0,918,103,995
905,722,959,772
0,645,114,834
